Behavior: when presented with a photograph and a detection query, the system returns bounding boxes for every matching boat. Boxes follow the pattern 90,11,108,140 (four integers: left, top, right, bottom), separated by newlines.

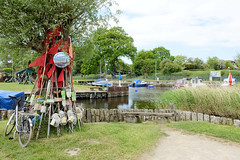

221,78,237,87
128,79,147,87
190,77,206,87
175,78,189,88
88,80,112,86
221,71,236,87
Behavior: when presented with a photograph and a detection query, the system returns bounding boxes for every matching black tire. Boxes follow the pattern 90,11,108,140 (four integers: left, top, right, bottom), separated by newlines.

5,113,16,136
19,118,32,147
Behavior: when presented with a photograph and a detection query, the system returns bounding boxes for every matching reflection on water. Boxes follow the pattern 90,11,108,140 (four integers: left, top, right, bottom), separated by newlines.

77,87,170,109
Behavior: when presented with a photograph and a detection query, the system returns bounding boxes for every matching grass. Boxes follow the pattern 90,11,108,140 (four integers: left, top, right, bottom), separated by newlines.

168,121,240,143
0,121,163,160
157,86,240,119
0,82,90,92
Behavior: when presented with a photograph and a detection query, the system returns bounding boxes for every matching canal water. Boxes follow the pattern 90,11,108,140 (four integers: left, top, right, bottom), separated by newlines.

77,87,170,109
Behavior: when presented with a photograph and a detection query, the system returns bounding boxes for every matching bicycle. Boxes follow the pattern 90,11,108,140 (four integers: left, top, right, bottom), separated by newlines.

5,95,38,147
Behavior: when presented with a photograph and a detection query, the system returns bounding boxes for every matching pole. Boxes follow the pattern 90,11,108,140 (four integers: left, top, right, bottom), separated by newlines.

155,60,157,80
100,60,101,80
12,57,14,79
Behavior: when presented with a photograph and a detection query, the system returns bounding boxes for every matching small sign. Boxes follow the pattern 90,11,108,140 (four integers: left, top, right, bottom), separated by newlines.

210,71,221,77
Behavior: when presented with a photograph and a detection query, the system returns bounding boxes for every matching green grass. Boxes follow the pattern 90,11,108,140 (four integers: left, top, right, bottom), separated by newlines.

0,121,163,160
168,121,240,143
0,82,90,92
157,86,240,119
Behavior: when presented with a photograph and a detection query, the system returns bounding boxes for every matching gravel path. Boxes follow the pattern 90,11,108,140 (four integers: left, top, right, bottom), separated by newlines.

139,127,240,160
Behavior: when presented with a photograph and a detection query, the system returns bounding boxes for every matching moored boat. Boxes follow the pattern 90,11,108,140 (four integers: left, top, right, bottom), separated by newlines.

128,79,147,87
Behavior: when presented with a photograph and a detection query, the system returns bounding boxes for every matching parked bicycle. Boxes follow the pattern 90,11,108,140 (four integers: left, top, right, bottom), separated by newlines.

5,95,38,147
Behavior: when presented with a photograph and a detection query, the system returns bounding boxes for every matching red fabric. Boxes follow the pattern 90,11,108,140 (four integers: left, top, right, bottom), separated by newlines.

48,41,61,54
29,54,46,67
47,65,55,79
47,26,62,39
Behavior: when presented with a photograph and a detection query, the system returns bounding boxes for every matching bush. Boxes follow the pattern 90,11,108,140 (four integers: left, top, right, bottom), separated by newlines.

2,68,12,73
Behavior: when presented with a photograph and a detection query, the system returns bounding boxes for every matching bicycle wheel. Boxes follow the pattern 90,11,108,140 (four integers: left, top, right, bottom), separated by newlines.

5,113,16,136
18,118,33,147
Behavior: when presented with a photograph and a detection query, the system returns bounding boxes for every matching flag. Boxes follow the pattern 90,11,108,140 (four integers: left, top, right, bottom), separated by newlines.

8,59,13,63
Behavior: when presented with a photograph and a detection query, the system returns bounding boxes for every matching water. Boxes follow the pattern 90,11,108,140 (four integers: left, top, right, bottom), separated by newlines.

77,87,170,110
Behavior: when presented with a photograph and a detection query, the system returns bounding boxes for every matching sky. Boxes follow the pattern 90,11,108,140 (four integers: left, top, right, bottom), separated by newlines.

112,0,240,63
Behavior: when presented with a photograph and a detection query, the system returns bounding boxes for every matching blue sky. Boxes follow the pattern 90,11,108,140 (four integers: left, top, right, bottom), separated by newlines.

112,0,240,63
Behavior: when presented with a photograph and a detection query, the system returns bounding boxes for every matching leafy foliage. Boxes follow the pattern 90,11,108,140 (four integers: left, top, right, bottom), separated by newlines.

207,56,219,70
81,27,137,74
0,39,40,72
160,59,182,74
0,0,119,53
132,50,155,76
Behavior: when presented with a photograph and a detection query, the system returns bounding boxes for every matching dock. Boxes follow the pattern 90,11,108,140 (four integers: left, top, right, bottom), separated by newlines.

25,86,129,99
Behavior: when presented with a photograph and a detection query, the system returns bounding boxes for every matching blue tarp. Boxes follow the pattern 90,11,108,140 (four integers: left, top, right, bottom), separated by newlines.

0,90,25,110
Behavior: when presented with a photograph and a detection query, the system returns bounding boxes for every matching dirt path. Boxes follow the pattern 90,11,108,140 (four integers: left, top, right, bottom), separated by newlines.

139,127,240,160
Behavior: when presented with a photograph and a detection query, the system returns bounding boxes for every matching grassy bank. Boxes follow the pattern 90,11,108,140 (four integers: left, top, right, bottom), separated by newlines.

0,82,90,92
168,121,240,143
157,87,240,119
0,121,163,160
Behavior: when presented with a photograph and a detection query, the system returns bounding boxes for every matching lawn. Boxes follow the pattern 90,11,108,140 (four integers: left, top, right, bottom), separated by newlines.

0,121,163,160
168,121,240,143
0,82,90,92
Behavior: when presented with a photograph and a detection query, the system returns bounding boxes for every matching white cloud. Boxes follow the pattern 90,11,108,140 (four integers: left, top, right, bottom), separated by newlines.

112,0,240,49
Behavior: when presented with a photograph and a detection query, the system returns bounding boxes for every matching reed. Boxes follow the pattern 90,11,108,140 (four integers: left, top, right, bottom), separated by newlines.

157,86,240,119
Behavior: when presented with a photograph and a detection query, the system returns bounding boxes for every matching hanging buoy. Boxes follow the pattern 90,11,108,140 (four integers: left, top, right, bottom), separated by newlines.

135,89,138,93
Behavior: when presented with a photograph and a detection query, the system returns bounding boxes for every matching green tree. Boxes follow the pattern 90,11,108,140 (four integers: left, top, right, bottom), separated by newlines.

207,57,219,70
0,39,40,72
218,60,226,70
225,61,234,69
234,53,240,67
82,27,137,74
174,55,187,66
152,47,174,61
193,58,203,69
132,50,155,76
141,60,154,78
160,59,181,74
0,0,119,53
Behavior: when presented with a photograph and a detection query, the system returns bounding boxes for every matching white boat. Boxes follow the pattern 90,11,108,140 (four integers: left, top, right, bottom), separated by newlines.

190,77,206,87
221,78,237,87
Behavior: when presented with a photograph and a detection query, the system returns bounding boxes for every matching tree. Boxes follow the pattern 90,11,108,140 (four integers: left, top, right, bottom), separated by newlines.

152,47,174,61
132,50,155,76
225,61,234,69
141,60,154,78
174,55,187,66
193,58,203,69
0,0,119,53
160,59,181,74
234,53,240,67
0,39,40,72
218,60,226,70
207,57,219,70
82,27,137,74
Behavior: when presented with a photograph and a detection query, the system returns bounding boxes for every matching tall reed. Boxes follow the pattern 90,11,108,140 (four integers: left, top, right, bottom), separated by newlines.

157,86,240,119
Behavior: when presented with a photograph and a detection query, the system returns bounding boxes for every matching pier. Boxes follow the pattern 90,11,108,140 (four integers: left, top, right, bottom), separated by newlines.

25,86,129,99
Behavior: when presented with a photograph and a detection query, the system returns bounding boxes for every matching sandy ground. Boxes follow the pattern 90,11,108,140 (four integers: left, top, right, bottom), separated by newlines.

139,127,240,160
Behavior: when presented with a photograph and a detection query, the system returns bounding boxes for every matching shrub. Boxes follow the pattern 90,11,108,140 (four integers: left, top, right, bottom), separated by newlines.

2,68,12,73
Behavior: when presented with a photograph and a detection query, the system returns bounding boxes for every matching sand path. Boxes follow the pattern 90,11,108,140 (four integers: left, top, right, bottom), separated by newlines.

139,127,240,160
